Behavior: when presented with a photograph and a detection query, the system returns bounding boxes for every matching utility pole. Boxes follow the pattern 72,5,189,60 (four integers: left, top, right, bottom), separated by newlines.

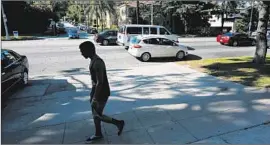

151,3,153,25
136,0,139,24
248,0,255,36
1,3,10,40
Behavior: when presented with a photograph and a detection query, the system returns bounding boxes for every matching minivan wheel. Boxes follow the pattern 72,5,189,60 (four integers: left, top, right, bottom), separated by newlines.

141,53,151,62
232,41,238,46
21,70,28,86
176,51,185,60
102,40,109,46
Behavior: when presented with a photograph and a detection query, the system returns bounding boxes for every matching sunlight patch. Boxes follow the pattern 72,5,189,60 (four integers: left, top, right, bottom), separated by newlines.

191,105,201,111
21,136,45,144
32,113,59,123
208,101,244,112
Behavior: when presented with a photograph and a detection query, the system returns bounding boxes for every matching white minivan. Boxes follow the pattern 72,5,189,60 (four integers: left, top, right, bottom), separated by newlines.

117,24,180,48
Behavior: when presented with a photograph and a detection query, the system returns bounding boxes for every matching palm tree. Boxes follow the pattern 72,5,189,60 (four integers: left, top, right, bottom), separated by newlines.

84,0,116,31
253,1,270,64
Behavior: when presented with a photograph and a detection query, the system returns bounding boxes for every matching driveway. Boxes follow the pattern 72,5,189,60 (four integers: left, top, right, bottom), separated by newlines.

2,63,270,144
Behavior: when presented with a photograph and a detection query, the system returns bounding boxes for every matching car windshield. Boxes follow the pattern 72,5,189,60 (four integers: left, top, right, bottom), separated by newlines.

100,30,109,35
69,29,77,33
223,33,234,36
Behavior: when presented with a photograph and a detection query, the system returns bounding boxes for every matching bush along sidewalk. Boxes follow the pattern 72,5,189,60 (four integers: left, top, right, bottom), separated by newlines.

1,36,42,41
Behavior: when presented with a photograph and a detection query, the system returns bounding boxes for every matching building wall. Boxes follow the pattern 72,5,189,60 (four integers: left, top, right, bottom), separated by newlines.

117,5,130,25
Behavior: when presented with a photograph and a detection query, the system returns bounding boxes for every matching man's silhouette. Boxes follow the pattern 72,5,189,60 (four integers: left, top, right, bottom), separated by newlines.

79,41,125,143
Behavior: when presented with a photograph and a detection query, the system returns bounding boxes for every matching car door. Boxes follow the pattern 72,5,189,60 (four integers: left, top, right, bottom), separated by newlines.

110,31,118,43
238,34,249,45
8,50,23,79
159,38,176,57
145,38,162,57
3,50,22,83
1,51,19,93
105,31,113,43
1,53,12,93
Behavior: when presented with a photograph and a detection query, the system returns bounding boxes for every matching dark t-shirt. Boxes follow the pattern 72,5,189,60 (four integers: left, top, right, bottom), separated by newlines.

90,55,110,102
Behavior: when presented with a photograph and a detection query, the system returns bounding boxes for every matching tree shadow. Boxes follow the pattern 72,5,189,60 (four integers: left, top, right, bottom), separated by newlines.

1,67,270,144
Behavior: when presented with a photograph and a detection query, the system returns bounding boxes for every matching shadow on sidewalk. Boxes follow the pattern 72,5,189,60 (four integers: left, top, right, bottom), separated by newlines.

1,67,269,144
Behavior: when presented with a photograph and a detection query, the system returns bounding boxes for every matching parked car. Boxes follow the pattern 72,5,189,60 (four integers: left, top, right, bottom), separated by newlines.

67,27,80,39
56,22,66,34
216,33,222,42
94,30,118,45
219,32,256,46
128,35,188,62
117,24,181,48
1,49,29,96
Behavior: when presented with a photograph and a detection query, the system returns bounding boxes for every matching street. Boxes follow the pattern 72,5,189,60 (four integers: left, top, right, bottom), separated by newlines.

2,37,257,76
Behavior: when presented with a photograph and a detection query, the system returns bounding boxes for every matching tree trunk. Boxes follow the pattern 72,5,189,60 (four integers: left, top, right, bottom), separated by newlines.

221,11,225,33
253,1,270,64
136,0,139,24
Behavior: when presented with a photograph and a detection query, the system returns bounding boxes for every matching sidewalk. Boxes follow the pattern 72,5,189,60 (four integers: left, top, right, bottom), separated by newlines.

1,63,269,144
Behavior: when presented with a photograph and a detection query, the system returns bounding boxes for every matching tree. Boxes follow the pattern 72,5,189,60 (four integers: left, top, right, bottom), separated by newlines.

66,3,83,23
144,1,213,34
84,0,116,31
210,1,239,33
235,2,259,33
1,1,56,35
253,1,270,64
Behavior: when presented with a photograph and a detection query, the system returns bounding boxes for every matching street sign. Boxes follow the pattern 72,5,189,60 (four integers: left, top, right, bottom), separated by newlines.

13,31,19,38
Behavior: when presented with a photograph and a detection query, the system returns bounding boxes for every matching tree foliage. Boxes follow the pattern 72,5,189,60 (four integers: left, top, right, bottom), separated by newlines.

66,2,84,23
235,4,259,33
1,1,56,35
84,0,116,29
139,1,213,34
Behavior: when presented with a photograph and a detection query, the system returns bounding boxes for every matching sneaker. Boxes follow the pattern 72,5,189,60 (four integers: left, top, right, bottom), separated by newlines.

85,135,103,144
117,120,125,136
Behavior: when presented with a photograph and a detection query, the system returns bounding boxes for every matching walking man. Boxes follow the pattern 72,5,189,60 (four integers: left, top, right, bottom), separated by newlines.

79,41,125,143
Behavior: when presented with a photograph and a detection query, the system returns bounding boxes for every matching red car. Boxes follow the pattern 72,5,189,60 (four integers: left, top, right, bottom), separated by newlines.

216,34,222,42
218,32,256,46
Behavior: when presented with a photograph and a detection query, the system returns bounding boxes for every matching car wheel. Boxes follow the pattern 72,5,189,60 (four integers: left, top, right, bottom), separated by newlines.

21,70,28,86
176,51,185,60
102,40,109,46
141,52,151,62
252,40,256,46
220,42,224,45
232,41,238,46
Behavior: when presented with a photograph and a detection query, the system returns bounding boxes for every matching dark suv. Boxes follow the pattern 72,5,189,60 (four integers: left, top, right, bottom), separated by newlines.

95,30,118,45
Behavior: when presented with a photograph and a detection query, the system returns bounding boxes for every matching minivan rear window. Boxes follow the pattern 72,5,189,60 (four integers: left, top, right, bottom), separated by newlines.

130,37,141,44
119,26,125,33
127,27,142,34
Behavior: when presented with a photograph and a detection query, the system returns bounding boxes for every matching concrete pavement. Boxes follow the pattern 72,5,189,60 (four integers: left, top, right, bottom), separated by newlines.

2,62,269,144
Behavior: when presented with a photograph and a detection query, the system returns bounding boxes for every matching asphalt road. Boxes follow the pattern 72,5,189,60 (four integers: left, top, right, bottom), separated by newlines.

2,37,263,76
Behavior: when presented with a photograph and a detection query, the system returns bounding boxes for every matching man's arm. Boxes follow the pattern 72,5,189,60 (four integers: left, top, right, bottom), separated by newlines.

90,80,96,102
93,60,105,101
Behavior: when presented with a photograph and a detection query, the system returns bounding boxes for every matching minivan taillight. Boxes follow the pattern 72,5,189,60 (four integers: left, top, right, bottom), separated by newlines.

133,45,141,48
